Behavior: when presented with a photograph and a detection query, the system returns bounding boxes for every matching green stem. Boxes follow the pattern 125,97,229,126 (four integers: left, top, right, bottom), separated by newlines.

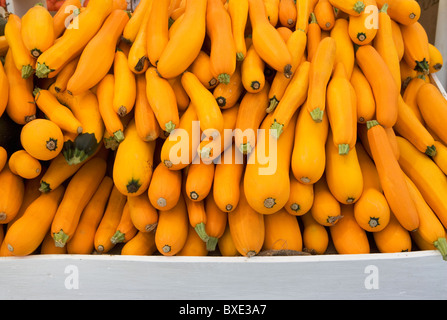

111,230,126,244
165,121,176,133
415,58,430,75
380,3,388,13
434,237,447,261
21,64,34,79
39,181,51,193
425,145,437,157
266,97,279,113
270,120,284,139
338,143,350,155
113,130,125,143
239,142,252,155
35,62,51,78
366,120,380,130
53,230,69,248
353,1,366,14
206,237,218,251
217,73,231,85
310,108,324,123
236,52,245,61
194,222,209,242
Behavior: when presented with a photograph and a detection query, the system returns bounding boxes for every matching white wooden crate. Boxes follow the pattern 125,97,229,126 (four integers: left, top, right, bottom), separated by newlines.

0,251,445,300
2,0,447,301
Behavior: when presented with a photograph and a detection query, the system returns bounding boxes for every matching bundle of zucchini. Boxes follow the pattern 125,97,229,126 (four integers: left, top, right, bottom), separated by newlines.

0,0,446,260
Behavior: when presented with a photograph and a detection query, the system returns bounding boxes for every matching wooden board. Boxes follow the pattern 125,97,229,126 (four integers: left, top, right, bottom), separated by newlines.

0,251,446,300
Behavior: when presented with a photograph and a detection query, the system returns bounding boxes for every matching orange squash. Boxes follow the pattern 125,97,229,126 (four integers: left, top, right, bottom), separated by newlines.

326,63,357,155
113,120,156,197
241,43,265,93
394,95,436,157
157,0,208,79
375,0,420,25
36,0,114,78
218,224,241,256
269,61,310,139
66,176,113,254
307,13,321,62
121,230,157,256
134,74,160,141
52,0,82,38
404,174,447,260
314,0,335,31
234,83,270,154
181,71,224,138
291,101,329,184
66,9,129,95
185,160,215,201
198,106,238,163
8,150,41,180
21,3,55,58
402,75,425,124
184,194,208,243
348,0,378,45
127,192,158,233
350,65,375,124
206,0,237,85
4,186,65,256
127,3,151,74
400,21,430,75
145,66,179,134
325,131,363,204
155,194,189,256
330,204,370,254
4,14,35,79
148,162,182,211
146,0,170,67
331,18,354,79
20,118,64,161
228,0,249,61
159,103,200,170
94,186,127,254
356,45,398,128
301,212,329,254
51,157,107,247
263,208,303,252
0,166,25,225
33,88,83,135
228,182,265,257
4,50,36,125
328,0,366,16
248,0,293,77
190,51,218,90
279,0,297,28
396,135,447,230
53,56,79,93
285,174,314,216
213,144,245,213
113,50,137,117
244,113,296,214
110,202,138,245
416,83,447,146
122,0,153,44
267,30,307,112
204,192,228,251
374,3,401,91
213,63,244,109
307,37,336,122
177,225,208,256
366,121,419,232
373,212,412,253
310,174,342,226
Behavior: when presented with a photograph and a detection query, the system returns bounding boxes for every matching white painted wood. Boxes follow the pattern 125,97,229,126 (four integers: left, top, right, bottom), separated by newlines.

435,0,447,89
0,251,446,300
